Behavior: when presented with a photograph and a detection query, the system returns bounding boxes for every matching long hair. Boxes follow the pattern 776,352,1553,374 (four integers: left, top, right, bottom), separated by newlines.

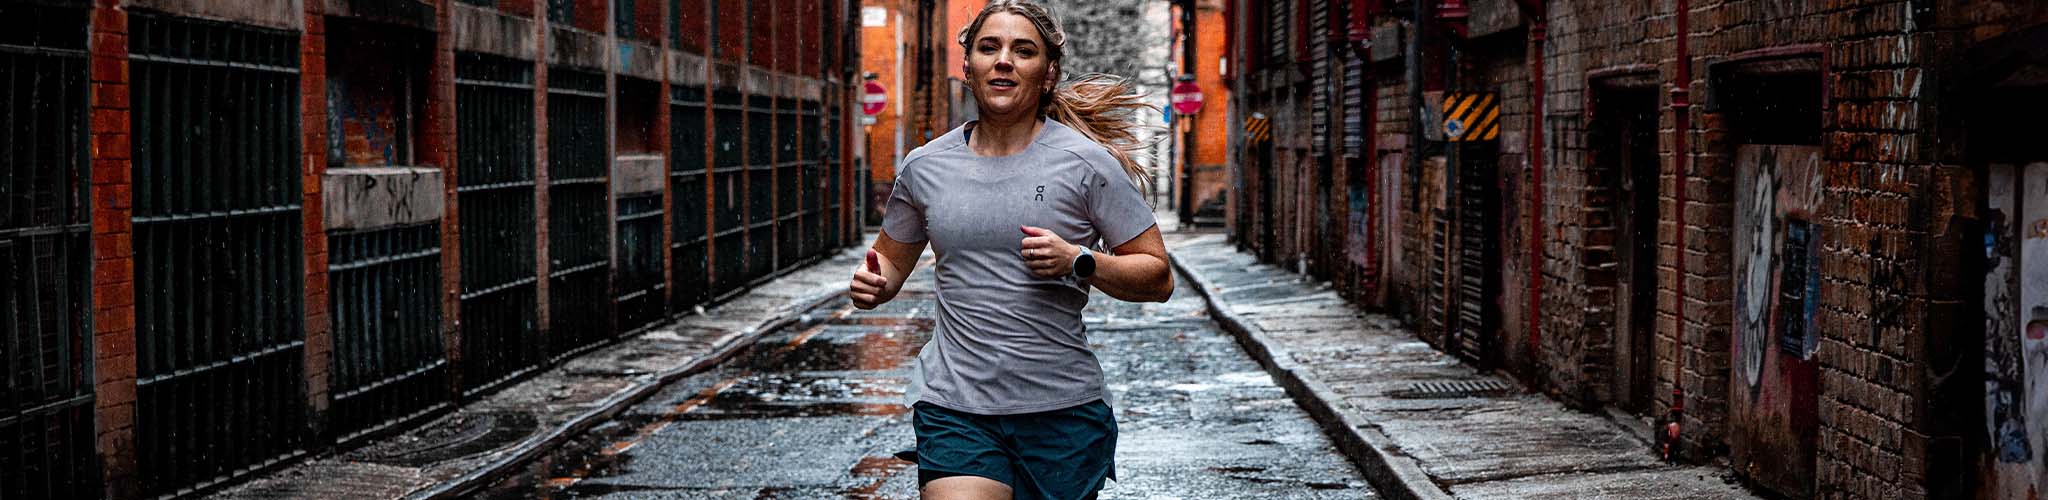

958,0,1160,192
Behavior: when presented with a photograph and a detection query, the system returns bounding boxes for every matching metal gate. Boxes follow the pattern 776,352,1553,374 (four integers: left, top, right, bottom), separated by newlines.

711,89,746,298
327,224,447,440
669,85,710,310
455,54,541,396
745,94,775,284
0,3,96,498
129,13,308,495
545,68,613,360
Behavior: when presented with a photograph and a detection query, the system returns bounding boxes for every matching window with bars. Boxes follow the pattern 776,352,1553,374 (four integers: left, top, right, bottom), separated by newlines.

0,3,94,499
711,89,746,297
326,224,448,441
128,12,307,496
455,53,541,396
670,85,711,309
545,67,615,360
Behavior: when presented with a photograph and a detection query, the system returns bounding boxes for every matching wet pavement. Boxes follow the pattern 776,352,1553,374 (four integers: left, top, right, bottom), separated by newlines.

1168,233,1763,500
483,257,1377,499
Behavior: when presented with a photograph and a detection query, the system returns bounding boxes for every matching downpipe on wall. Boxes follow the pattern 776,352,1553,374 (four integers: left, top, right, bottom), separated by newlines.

1658,0,1693,464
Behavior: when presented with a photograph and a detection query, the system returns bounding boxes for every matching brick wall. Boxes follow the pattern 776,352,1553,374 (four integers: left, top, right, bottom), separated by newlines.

88,3,137,498
300,0,335,442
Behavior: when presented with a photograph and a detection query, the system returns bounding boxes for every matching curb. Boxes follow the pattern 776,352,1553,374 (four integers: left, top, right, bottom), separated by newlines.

404,286,847,500
1169,256,1456,500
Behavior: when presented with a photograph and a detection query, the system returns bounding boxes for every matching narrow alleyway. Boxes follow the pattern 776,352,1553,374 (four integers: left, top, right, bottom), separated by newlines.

478,254,1376,498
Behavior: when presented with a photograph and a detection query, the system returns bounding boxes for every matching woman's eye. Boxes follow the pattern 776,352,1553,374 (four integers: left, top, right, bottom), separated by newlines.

1017,49,1036,58
979,45,997,54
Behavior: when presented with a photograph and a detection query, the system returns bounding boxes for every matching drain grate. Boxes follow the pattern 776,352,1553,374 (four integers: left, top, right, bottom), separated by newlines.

1390,380,1513,399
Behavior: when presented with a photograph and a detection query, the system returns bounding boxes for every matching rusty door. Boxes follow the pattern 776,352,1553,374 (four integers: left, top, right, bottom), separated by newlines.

1594,84,1660,413
1728,144,1823,497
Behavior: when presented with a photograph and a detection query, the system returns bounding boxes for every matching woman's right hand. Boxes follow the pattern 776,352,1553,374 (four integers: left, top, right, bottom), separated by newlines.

850,250,890,309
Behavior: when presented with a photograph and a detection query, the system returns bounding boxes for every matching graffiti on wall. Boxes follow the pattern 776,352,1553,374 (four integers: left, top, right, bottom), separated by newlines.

1982,162,2048,497
1728,144,1823,497
1735,145,1825,387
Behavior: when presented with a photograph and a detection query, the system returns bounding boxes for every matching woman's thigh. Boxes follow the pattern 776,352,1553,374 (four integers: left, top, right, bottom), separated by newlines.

923,475,1013,500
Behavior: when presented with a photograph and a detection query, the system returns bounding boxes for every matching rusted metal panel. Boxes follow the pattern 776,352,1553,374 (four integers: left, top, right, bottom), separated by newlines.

1728,144,1823,498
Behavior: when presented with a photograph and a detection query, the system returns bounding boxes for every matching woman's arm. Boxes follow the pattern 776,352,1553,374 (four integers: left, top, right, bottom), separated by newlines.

850,230,928,309
1020,225,1173,302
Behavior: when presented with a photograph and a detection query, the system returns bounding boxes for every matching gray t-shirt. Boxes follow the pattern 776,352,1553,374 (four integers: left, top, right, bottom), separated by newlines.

883,118,1158,415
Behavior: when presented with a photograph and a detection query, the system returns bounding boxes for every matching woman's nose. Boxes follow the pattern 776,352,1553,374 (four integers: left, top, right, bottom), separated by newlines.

994,52,1014,71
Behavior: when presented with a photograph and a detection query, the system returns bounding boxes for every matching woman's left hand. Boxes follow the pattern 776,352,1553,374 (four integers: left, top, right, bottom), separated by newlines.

1019,225,1080,278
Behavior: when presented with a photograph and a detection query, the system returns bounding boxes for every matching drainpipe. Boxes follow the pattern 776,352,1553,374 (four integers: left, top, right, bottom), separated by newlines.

1517,0,1545,372
1663,0,1692,463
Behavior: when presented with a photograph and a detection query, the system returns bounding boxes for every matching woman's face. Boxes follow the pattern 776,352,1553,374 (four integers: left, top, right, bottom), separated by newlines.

966,12,1055,118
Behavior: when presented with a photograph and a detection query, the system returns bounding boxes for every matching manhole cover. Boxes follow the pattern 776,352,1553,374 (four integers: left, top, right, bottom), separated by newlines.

1390,380,1512,399
348,411,539,467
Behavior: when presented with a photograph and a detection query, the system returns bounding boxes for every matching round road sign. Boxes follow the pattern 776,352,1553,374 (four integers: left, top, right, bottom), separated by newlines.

1170,81,1204,115
862,81,888,116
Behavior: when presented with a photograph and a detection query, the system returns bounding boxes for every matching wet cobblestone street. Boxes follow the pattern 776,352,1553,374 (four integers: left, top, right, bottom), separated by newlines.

480,261,1377,499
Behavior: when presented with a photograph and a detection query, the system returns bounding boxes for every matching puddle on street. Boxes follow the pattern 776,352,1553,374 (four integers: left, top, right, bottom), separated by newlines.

482,296,931,499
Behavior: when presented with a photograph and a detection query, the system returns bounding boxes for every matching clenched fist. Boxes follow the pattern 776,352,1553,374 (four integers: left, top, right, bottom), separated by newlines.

1019,225,1080,279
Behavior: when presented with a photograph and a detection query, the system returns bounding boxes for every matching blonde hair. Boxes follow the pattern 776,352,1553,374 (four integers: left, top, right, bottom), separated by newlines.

958,0,1160,192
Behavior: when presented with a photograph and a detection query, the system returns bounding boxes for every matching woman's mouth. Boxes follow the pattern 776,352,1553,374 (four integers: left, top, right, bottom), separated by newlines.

988,78,1018,91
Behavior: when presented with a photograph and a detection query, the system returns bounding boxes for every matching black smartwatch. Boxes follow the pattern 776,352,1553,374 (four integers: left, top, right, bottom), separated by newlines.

1071,246,1096,279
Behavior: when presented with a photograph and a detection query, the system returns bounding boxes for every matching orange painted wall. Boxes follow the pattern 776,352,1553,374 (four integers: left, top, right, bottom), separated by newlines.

861,0,904,181
1181,4,1230,213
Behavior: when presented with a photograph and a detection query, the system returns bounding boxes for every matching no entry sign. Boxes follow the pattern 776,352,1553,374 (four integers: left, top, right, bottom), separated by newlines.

1170,81,1204,115
862,81,888,116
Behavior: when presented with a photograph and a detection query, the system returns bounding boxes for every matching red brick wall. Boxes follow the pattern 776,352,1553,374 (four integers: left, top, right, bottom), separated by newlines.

88,3,137,498
676,0,708,53
299,1,335,443
425,0,462,398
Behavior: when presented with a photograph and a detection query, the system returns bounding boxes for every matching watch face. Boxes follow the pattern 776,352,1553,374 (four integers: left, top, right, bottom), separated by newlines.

1076,253,1095,278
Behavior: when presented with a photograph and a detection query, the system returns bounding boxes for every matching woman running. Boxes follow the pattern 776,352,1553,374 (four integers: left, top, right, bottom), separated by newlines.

845,1,1172,498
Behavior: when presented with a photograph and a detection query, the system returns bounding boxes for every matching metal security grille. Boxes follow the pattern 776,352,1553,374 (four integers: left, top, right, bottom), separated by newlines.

129,13,307,496
710,89,745,298
0,4,95,498
745,95,774,284
327,224,448,441
1450,143,1498,367
456,54,540,396
615,194,664,332
545,68,613,360
1309,0,1329,152
669,85,710,310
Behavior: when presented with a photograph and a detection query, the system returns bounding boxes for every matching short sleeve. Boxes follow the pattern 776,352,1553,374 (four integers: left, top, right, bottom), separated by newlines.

880,171,928,243
1086,162,1157,249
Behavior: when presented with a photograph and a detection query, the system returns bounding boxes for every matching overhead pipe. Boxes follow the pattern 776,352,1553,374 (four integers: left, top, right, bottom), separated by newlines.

1662,0,1693,463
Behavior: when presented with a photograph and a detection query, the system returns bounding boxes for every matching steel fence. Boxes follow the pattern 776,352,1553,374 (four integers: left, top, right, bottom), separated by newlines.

455,54,541,397
129,12,307,496
326,224,448,441
545,68,613,360
0,3,96,498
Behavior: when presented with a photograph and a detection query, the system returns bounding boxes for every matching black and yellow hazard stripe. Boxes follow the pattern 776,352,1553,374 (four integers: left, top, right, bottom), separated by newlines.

1244,113,1272,144
1440,92,1500,142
